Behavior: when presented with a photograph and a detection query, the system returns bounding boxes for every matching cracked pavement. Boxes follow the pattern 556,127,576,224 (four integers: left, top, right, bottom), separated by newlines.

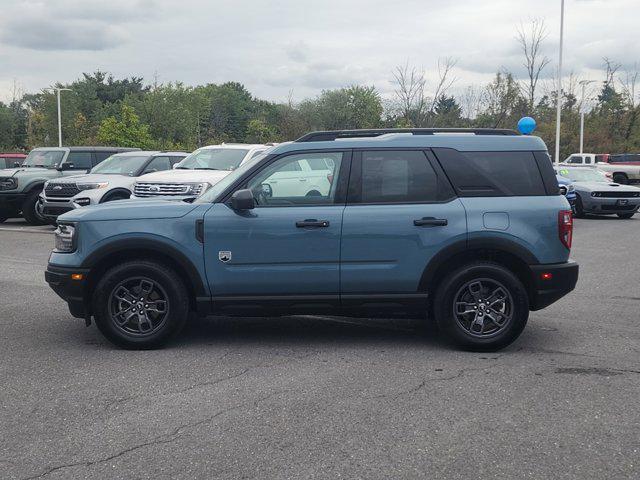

1,217,639,479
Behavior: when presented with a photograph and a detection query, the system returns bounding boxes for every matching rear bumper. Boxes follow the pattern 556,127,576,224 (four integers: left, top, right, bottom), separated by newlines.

529,261,579,310
45,264,90,319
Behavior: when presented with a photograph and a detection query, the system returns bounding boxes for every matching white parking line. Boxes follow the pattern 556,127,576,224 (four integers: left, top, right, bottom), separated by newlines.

0,226,54,234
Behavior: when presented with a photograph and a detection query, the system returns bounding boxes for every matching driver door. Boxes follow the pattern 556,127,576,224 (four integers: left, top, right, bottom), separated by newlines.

203,150,350,307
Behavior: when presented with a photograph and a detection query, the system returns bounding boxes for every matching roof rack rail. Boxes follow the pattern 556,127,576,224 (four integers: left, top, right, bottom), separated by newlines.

295,128,519,142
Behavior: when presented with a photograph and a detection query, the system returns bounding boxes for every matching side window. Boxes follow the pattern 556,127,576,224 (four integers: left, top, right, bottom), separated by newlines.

433,149,546,196
142,156,171,174
568,155,583,164
585,156,592,164
595,155,606,163
352,150,439,204
66,151,93,169
169,156,185,166
94,151,113,165
247,152,343,206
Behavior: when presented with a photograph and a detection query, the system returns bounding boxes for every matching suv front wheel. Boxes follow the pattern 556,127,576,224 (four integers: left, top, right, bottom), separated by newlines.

92,260,189,349
434,262,529,351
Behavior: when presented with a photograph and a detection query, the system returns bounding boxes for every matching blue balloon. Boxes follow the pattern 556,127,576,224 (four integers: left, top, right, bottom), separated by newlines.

517,116,537,135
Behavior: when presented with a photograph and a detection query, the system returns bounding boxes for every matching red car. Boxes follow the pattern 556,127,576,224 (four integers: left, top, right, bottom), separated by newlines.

0,153,27,169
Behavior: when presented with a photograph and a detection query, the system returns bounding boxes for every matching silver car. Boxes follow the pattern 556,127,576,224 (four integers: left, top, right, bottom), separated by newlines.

555,166,640,219
40,151,187,223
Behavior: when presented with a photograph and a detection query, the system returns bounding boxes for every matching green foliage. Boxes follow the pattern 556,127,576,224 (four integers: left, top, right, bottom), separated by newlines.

97,104,153,149
3,69,639,162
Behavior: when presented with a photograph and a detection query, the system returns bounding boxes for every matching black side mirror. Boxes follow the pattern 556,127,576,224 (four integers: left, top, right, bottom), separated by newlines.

13,162,21,167
58,162,74,171
231,189,255,210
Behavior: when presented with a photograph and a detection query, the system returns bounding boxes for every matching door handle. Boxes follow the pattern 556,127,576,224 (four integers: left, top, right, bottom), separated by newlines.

299,178,308,182
414,217,448,227
296,219,330,228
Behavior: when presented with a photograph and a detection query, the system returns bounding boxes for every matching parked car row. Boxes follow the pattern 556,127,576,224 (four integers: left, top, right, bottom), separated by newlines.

563,152,640,184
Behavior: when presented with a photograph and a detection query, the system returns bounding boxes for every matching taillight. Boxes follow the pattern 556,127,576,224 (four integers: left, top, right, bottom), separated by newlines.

558,210,573,250
327,173,334,185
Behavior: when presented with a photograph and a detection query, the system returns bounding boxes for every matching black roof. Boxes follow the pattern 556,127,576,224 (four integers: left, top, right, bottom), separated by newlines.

66,146,140,152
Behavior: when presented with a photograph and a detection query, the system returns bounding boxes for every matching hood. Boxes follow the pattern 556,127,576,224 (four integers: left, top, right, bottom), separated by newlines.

48,173,123,184
0,167,53,177
137,168,231,184
58,198,199,222
572,181,640,192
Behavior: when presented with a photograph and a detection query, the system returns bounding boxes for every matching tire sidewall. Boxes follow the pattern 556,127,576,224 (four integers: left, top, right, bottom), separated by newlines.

22,190,47,225
93,261,189,349
434,263,529,351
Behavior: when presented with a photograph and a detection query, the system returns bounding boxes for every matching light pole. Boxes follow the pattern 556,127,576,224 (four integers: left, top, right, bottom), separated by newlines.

554,0,565,164
579,80,595,154
45,87,72,147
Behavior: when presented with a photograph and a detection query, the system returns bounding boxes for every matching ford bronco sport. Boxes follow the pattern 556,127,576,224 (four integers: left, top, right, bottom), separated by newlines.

0,146,138,224
45,129,579,351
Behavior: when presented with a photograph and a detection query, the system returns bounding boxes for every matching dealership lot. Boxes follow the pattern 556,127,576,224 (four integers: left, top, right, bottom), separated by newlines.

0,218,639,479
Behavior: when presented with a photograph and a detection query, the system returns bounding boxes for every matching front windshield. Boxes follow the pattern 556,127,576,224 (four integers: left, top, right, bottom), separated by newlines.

558,168,607,182
23,150,65,168
91,155,150,175
177,148,249,171
195,153,267,204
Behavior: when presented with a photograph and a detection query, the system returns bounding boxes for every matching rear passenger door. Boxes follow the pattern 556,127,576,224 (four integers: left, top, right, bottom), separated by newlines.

340,149,467,302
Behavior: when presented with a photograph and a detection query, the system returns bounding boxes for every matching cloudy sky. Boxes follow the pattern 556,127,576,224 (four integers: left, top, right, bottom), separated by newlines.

0,0,637,103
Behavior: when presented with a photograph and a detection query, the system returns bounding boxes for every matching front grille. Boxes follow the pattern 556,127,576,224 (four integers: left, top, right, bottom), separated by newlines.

45,182,80,198
134,182,203,197
43,206,73,216
592,191,640,198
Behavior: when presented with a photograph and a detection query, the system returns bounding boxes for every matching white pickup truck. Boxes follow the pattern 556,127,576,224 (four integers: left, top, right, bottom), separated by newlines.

562,153,640,184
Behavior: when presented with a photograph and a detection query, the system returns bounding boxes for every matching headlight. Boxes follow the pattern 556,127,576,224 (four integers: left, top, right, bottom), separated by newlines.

76,182,108,191
54,224,76,253
186,182,210,196
0,177,17,190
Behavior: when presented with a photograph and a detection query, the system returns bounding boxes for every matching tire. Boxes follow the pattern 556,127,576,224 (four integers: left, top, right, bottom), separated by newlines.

433,261,529,351
305,190,322,197
613,173,628,185
92,260,189,349
617,212,635,219
573,194,586,218
21,190,47,225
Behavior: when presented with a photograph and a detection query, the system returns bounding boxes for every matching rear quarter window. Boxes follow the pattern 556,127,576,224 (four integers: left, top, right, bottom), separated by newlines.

433,149,547,197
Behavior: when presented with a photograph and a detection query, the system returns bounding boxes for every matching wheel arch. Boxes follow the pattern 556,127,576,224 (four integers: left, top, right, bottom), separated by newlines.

419,238,538,309
99,188,132,203
81,238,207,313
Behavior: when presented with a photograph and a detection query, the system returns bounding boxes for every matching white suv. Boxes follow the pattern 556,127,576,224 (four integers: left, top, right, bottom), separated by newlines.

133,144,273,198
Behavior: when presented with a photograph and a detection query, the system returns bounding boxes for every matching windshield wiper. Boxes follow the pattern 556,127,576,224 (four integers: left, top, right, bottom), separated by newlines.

195,167,220,170
175,166,191,170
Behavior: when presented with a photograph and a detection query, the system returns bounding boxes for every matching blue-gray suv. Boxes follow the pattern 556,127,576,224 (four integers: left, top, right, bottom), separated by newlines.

45,128,579,351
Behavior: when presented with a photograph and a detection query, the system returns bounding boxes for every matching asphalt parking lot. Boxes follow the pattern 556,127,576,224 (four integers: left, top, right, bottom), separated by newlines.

0,217,638,480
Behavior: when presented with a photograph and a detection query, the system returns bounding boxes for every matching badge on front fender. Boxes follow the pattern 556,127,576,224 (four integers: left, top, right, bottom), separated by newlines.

218,251,232,263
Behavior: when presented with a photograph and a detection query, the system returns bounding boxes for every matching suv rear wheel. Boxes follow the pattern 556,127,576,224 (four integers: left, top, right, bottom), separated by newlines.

434,262,529,351
92,260,189,349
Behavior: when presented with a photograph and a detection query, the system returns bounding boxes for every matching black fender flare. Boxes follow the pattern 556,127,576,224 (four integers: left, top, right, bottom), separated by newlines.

99,188,132,203
81,237,207,296
418,237,539,292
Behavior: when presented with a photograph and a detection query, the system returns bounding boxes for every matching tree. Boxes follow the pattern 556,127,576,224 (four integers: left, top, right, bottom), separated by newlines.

97,104,153,148
516,18,551,111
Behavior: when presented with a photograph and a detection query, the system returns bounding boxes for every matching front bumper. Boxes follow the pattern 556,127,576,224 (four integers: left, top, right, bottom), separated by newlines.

529,261,579,310
45,264,90,319
582,197,640,213
41,195,82,220
0,192,27,216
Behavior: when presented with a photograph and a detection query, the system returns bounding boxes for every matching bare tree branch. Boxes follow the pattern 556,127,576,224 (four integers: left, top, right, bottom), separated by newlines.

516,18,551,111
